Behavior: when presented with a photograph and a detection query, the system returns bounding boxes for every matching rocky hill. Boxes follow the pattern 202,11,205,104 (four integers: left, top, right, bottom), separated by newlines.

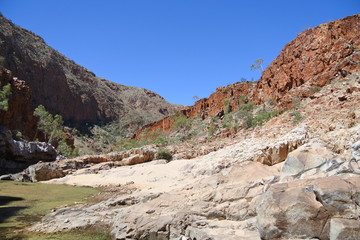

138,13,360,134
0,14,179,131
1,13,360,240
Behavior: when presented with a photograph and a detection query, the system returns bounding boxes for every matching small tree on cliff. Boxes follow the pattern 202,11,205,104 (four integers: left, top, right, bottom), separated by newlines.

34,105,75,157
250,59,264,72
0,83,11,111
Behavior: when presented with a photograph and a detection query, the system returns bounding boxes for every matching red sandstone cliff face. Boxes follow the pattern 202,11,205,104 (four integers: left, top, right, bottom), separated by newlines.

0,15,179,130
137,13,360,135
0,67,37,138
255,14,360,105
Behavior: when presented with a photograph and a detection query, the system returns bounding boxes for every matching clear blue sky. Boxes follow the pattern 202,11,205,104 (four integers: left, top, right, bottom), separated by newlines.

1,1,359,105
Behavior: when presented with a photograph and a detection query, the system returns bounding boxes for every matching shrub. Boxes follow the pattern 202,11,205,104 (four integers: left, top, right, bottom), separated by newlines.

243,114,254,129
239,94,248,104
33,105,76,157
0,56,5,66
224,98,231,114
251,110,277,127
172,113,193,130
157,148,172,160
222,114,233,129
293,110,304,123
308,86,322,95
0,83,11,111
154,136,168,146
243,110,277,129
208,123,217,136
238,101,255,120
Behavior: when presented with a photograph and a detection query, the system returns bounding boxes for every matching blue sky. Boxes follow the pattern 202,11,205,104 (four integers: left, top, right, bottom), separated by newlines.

1,1,359,105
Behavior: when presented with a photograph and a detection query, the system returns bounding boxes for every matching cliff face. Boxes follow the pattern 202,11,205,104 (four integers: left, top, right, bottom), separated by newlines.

0,67,37,138
138,13,360,134
0,15,178,130
255,13,360,104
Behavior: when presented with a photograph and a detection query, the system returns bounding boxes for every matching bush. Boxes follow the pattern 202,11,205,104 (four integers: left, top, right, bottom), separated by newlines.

222,114,233,129
243,110,277,129
33,105,76,157
224,98,231,114
238,101,255,115
239,94,248,104
252,110,277,127
172,113,193,130
157,148,172,160
293,110,304,123
0,83,11,111
154,136,168,146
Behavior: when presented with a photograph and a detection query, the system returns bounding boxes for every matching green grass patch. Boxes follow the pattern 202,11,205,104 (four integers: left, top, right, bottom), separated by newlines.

20,228,110,240
0,181,100,240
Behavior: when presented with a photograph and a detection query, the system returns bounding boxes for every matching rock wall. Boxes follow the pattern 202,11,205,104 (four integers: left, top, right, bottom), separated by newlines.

254,13,360,105
0,67,37,138
0,15,179,130
137,13,360,134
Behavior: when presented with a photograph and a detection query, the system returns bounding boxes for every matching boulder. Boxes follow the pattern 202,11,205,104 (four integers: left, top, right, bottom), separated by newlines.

330,218,360,240
280,141,335,179
256,176,360,240
25,162,65,182
8,140,57,162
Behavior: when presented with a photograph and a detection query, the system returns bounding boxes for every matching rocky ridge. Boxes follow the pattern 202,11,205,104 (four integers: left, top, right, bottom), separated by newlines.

0,15,180,131
138,13,360,135
2,13,360,240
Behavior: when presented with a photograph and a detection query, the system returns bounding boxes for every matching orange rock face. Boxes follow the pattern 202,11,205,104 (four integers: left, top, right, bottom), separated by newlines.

254,14,360,105
137,14,360,135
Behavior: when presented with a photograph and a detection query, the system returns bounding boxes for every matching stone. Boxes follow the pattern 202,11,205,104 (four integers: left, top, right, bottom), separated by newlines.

281,142,334,179
256,176,360,240
8,140,57,162
26,162,65,182
330,218,360,240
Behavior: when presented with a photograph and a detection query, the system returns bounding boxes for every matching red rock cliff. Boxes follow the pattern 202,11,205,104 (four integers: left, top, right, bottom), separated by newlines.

0,67,37,138
137,13,360,135
254,13,360,104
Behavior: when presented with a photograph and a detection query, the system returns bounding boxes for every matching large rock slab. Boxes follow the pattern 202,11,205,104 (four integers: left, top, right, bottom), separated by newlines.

256,176,360,240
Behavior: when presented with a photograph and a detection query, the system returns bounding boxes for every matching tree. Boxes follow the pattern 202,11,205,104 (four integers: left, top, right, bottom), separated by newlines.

193,96,199,102
0,83,11,111
34,105,76,157
250,59,264,72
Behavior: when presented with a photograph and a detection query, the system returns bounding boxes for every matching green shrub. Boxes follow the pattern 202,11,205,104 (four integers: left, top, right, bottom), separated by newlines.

222,114,233,129
251,110,277,127
172,113,193,130
224,98,231,114
157,148,172,160
0,56,5,66
308,86,322,95
239,94,248,104
243,110,277,129
154,136,168,146
293,110,304,123
208,122,217,136
238,101,255,120
243,114,254,129
34,105,76,157
0,83,11,111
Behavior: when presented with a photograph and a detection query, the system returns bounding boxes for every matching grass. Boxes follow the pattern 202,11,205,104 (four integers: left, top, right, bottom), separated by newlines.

18,229,109,240
0,181,104,240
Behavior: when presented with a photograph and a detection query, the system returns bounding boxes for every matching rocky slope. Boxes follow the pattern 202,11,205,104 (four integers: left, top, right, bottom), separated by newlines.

4,13,360,240
0,14,179,131
27,70,360,239
138,13,360,134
